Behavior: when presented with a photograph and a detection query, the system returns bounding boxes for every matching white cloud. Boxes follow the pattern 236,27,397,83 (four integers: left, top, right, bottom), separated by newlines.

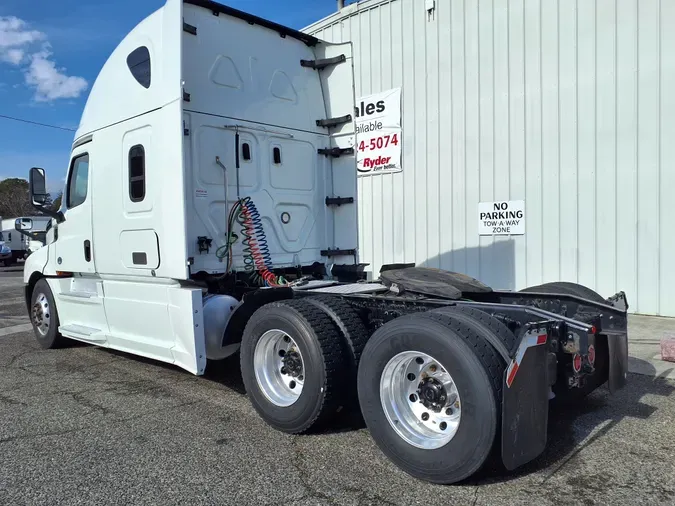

0,16,44,49
25,48,88,102
1,48,23,64
0,16,88,102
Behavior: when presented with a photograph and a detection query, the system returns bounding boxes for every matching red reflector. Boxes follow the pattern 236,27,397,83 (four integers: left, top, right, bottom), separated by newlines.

536,334,547,345
588,344,596,366
590,325,597,334
506,363,519,387
572,353,582,373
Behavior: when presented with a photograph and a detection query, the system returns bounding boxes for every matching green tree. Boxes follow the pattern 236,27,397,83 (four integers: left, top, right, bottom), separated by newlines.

0,178,55,218
0,178,32,218
51,192,62,212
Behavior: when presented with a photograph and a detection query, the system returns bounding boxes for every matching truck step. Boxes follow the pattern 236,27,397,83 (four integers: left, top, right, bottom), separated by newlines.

59,291,102,305
59,324,106,342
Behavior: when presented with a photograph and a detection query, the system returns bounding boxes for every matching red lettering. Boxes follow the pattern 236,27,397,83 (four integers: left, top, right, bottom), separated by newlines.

362,156,393,168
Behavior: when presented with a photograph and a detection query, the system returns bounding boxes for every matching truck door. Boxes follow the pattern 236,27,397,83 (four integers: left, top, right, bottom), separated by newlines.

55,150,95,274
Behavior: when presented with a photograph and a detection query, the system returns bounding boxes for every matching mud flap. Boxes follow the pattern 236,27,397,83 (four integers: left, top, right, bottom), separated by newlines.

607,332,629,393
501,331,550,471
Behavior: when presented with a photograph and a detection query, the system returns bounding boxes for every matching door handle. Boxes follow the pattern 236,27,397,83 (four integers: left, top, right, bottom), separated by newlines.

84,240,91,262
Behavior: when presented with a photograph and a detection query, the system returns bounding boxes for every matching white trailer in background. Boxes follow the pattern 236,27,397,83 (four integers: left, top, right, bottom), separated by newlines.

0,216,50,265
19,0,630,485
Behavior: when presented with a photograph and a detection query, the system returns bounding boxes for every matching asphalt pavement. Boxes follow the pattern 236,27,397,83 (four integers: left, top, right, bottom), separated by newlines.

1,266,674,505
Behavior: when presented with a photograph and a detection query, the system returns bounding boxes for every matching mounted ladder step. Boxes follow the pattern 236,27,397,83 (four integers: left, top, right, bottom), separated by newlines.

300,54,346,70
318,147,354,158
59,324,106,342
316,114,352,128
325,196,354,207
321,248,357,257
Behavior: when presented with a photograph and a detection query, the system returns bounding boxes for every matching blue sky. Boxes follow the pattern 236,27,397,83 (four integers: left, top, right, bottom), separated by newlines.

0,0,341,192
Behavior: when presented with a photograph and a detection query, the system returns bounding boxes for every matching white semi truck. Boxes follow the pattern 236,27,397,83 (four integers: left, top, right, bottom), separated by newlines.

21,0,630,484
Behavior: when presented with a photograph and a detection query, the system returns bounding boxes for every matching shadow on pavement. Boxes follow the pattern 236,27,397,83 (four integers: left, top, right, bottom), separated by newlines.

88,334,675,480
466,359,675,485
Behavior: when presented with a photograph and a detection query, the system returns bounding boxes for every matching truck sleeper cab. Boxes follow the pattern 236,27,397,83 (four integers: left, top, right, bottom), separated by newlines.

21,0,630,485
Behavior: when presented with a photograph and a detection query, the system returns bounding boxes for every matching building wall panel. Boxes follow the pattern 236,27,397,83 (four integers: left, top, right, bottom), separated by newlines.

305,0,675,316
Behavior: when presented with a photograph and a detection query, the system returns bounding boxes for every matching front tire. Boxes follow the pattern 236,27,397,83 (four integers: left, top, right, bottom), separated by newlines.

357,311,504,484
240,299,347,434
30,278,67,349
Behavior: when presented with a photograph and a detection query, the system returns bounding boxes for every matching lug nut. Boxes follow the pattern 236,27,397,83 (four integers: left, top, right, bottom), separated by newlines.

407,373,416,381
445,408,453,416
421,412,429,421
429,365,437,373
409,394,417,402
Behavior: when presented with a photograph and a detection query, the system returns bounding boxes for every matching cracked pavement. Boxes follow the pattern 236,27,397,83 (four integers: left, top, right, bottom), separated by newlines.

1,267,675,505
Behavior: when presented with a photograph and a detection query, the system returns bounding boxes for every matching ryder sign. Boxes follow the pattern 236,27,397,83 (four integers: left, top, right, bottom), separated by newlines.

355,88,402,176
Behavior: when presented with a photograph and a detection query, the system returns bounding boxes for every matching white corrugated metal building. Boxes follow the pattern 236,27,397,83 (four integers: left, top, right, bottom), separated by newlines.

304,0,675,316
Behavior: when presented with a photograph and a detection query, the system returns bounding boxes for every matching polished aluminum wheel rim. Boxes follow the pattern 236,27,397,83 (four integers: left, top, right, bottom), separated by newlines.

254,329,305,407
380,351,461,449
31,293,51,337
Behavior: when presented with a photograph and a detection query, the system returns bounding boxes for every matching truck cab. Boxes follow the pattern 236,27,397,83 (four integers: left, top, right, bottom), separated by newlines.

23,0,358,374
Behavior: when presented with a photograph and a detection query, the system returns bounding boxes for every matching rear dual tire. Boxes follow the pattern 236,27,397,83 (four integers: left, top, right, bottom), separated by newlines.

240,297,368,434
242,298,510,484
240,299,346,434
357,309,507,484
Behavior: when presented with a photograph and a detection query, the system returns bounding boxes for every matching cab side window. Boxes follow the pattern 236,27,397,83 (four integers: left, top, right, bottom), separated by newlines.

129,145,145,202
66,154,90,208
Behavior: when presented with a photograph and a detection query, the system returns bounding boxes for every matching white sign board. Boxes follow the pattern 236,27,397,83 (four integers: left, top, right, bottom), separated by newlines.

478,200,525,235
355,88,402,176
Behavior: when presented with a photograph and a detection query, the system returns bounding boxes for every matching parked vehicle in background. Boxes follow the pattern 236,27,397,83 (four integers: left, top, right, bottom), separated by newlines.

0,241,11,266
0,217,50,265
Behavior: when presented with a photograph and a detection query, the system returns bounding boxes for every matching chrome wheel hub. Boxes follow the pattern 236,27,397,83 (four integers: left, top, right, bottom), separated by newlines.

31,293,51,337
380,351,461,449
254,330,305,407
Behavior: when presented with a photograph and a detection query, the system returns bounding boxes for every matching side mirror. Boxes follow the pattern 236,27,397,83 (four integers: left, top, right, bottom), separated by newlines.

27,167,65,223
15,218,33,232
29,167,48,206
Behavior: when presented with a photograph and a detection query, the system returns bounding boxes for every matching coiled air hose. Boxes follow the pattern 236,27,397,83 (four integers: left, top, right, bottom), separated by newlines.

217,197,287,287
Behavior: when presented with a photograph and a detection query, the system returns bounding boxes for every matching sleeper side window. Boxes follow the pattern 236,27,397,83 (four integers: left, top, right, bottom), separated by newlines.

66,154,90,209
241,142,251,161
272,146,282,165
127,46,151,88
129,145,146,202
